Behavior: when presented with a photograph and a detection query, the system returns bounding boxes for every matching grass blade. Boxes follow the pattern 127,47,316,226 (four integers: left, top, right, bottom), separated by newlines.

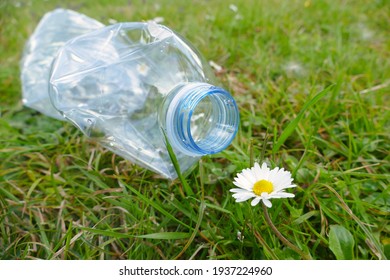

174,201,206,259
136,232,192,240
161,129,194,196
119,180,193,230
82,228,191,240
272,84,335,154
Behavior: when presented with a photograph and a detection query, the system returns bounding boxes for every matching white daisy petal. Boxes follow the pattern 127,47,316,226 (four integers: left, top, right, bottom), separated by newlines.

232,179,249,190
232,190,254,198
232,190,256,197
261,163,272,180
251,196,261,206
272,181,287,191
234,193,255,202
268,168,295,191
262,198,272,208
230,188,252,194
234,175,246,186
236,173,252,188
261,162,269,171
270,192,295,198
252,162,261,178
275,184,297,192
261,192,270,198
268,167,280,181
242,168,256,184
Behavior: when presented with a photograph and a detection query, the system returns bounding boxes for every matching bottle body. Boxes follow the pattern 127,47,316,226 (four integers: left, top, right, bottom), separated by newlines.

21,9,239,179
20,9,104,119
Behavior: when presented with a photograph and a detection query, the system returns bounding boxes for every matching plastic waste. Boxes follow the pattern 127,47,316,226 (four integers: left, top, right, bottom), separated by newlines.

21,9,239,179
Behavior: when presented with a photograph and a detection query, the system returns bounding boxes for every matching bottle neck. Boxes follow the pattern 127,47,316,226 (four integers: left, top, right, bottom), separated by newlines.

160,82,239,156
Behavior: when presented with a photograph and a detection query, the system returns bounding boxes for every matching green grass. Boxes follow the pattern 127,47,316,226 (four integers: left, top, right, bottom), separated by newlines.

0,0,389,260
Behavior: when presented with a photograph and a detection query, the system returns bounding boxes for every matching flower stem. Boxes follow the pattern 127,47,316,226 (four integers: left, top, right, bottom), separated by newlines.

262,203,312,260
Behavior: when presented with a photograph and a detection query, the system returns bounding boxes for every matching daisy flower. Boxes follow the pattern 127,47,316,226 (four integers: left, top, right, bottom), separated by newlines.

230,162,296,208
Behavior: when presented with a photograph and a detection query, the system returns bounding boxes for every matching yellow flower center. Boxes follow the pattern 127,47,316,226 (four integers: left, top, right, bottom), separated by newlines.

253,180,274,196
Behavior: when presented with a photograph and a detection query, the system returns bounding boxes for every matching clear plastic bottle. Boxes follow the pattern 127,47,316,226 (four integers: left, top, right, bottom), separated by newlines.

21,9,240,179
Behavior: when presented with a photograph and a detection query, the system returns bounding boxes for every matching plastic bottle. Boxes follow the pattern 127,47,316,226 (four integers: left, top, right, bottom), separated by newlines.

21,9,239,179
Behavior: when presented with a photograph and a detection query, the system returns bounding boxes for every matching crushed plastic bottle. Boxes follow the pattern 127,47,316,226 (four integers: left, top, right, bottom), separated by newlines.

21,9,240,179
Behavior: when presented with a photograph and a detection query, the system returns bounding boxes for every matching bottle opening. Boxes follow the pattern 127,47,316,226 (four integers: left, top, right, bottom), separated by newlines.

166,83,239,156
